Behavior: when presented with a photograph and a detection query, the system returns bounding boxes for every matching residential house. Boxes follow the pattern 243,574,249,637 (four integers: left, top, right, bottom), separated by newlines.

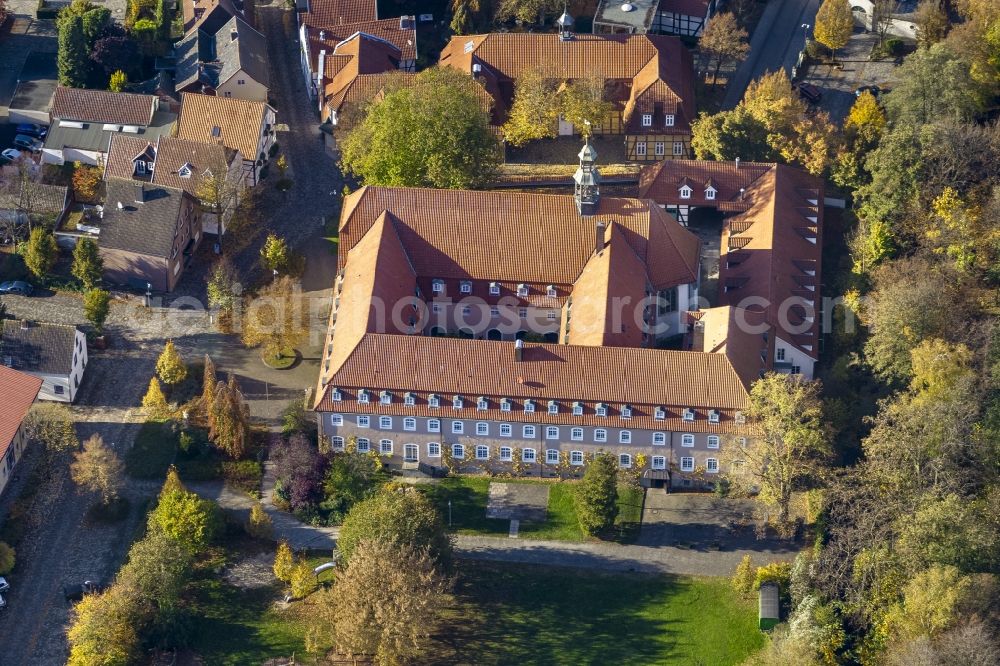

181,0,248,35
104,134,244,236
98,178,203,292
594,0,719,37
438,24,696,161
0,321,87,403
298,0,417,109
175,92,276,185
850,1,918,39
174,12,270,102
637,159,824,378
0,366,43,498
42,87,176,166
313,146,759,487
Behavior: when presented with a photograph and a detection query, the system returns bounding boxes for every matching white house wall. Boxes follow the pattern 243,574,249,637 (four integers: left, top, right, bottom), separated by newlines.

216,70,269,103
774,336,816,380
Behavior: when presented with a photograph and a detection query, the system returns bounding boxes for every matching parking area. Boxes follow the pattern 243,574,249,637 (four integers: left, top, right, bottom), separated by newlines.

799,28,900,122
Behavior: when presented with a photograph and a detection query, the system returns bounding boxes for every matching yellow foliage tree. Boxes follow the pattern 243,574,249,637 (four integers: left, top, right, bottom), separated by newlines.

814,0,854,61
289,559,318,599
273,541,295,582
67,587,140,666
845,90,886,147
141,377,169,419
155,339,187,386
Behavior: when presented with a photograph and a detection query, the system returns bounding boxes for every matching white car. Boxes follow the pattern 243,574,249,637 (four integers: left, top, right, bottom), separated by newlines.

0,577,8,593
0,593,5,609
0,148,21,164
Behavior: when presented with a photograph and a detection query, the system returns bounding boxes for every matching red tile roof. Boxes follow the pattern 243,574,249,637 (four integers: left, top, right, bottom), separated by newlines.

300,0,379,26
51,87,157,126
0,366,43,464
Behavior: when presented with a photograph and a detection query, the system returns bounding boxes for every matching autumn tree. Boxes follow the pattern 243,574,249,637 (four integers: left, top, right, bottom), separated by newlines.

70,434,125,505
23,228,58,279
341,67,500,189
260,233,290,274
24,403,79,456
66,587,140,666
155,339,187,386
206,257,241,315
142,377,170,418
724,374,830,526
323,539,451,664
246,502,273,539
814,0,853,62
72,165,102,203
108,69,126,92
208,373,250,459
914,0,949,46
560,76,614,137
501,68,559,146
71,237,103,289
844,90,886,149
201,354,218,413
493,0,561,26
148,467,220,553
338,489,452,568
289,559,317,599
274,541,295,583
83,289,111,333
575,452,619,536
241,276,305,361
700,12,750,85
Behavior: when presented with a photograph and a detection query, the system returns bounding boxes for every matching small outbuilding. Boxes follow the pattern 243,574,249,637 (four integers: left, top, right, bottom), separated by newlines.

758,582,780,631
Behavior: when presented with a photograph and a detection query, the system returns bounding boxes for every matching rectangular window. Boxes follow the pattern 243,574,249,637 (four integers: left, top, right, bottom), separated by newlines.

461,281,472,294
356,438,370,453
476,422,489,435
705,188,716,200
673,141,684,156
546,449,560,464
428,419,440,433
619,453,632,468
571,428,583,441
432,280,444,293
654,141,664,156
501,399,511,412
683,409,695,422
776,348,786,361
594,429,607,443
791,365,801,374
476,445,489,460
379,416,392,429
707,435,720,449
500,423,512,437
358,391,369,404
653,432,666,446
429,395,440,408
548,401,558,414
570,450,584,465
452,421,464,434
452,443,465,458
522,448,536,463
664,114,675,126
330,414,343,426
523,425,536,438
431,304,442,314
331,389,342,401
652,456,666,470
621,406,632,419
642,113,652,126
403,417,416,431
379,439,393,455
709,410,720,424
682,434,695,447
404,394,415,406
517,284,528,297
490,282,500,295
706,458,719,473
596,404,608,417
490,306,499,317
680,456,694,472
572,403,583,416
547,311,558,321
427,442,441,457
357,416,370,428
524,401,535,413
619,430,632,444
477,398,488,411
636,141,647,157
545,426,559,440
500,447,512,461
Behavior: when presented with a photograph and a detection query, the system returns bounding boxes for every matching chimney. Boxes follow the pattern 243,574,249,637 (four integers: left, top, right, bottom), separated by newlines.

514,338,524,362
134,184,145,203
739,187,745,201
319,29,326,40
595,220,606,253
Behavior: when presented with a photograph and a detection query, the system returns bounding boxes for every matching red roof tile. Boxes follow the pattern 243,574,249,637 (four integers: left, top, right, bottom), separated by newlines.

0,366,43,465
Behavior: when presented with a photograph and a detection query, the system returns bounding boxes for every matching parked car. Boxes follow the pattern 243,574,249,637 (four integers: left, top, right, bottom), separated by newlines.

12,134,43,152
794,82,822,104
0,281,34,296
15,123,47,139
0,148,21,165
0,594,5,610
854,85,882,99
63,580,107,602
0,577,8,593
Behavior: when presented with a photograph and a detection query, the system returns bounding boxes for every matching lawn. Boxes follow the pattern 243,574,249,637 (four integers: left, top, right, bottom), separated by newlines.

444,562,766,665
419,477,645,542
124,420,177,479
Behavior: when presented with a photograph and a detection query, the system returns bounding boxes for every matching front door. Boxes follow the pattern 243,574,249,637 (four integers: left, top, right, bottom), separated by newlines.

404,443,419,463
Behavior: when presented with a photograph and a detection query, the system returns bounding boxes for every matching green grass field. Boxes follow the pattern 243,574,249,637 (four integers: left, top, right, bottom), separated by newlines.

419,477,645,542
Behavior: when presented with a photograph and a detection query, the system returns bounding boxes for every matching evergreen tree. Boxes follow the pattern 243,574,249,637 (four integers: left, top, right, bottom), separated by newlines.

72,237,103,289
23,228,57,279
142,377,169,419
58,13,89,87
575,453,619,536
208,374,250,459
155,339,187,386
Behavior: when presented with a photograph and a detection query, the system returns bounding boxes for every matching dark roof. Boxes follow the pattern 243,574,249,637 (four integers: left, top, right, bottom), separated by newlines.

0,182,69,215
0,321,79,376
593,0,659,32
51,87,157,125
175,15,269,91
100,178,188,257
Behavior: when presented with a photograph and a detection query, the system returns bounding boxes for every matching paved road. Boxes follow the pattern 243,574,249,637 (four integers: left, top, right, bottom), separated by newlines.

723,0,822,109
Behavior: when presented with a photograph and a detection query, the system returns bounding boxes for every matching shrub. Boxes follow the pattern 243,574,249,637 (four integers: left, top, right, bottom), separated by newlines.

245,502,273,540
755,561,792,591
338,489,452,569
288,560,317,599
0,542,15,574
732,554,755,598
221,460,263,497
575,453,619,536
273,541,294,582
72,164,102,203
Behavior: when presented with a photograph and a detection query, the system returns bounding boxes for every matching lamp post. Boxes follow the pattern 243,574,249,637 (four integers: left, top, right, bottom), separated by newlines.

448,500,452,527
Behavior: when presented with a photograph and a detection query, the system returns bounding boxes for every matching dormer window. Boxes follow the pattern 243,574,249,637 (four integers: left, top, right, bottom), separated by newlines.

621,405,632,419
679,186,692,199
460,280,472,294
432,279,444,293
654,406,666,420
709,409,720,423
517,283,528,297
452,395,464,409
705,186,717,200
572,401,583,416
428,394,440,408
489,282,500,295
477,397,488,411
331,388,342,401
682,408,695,422
178,163,193,178
664,114,675,126
379,390,392,405
546,284,557,297
735,411,746,424
547,400,558,414
642,113,652,126
524,399,535,413
404,392,415,406
500,398,511,412
357,390,370,404
596,402,608,417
